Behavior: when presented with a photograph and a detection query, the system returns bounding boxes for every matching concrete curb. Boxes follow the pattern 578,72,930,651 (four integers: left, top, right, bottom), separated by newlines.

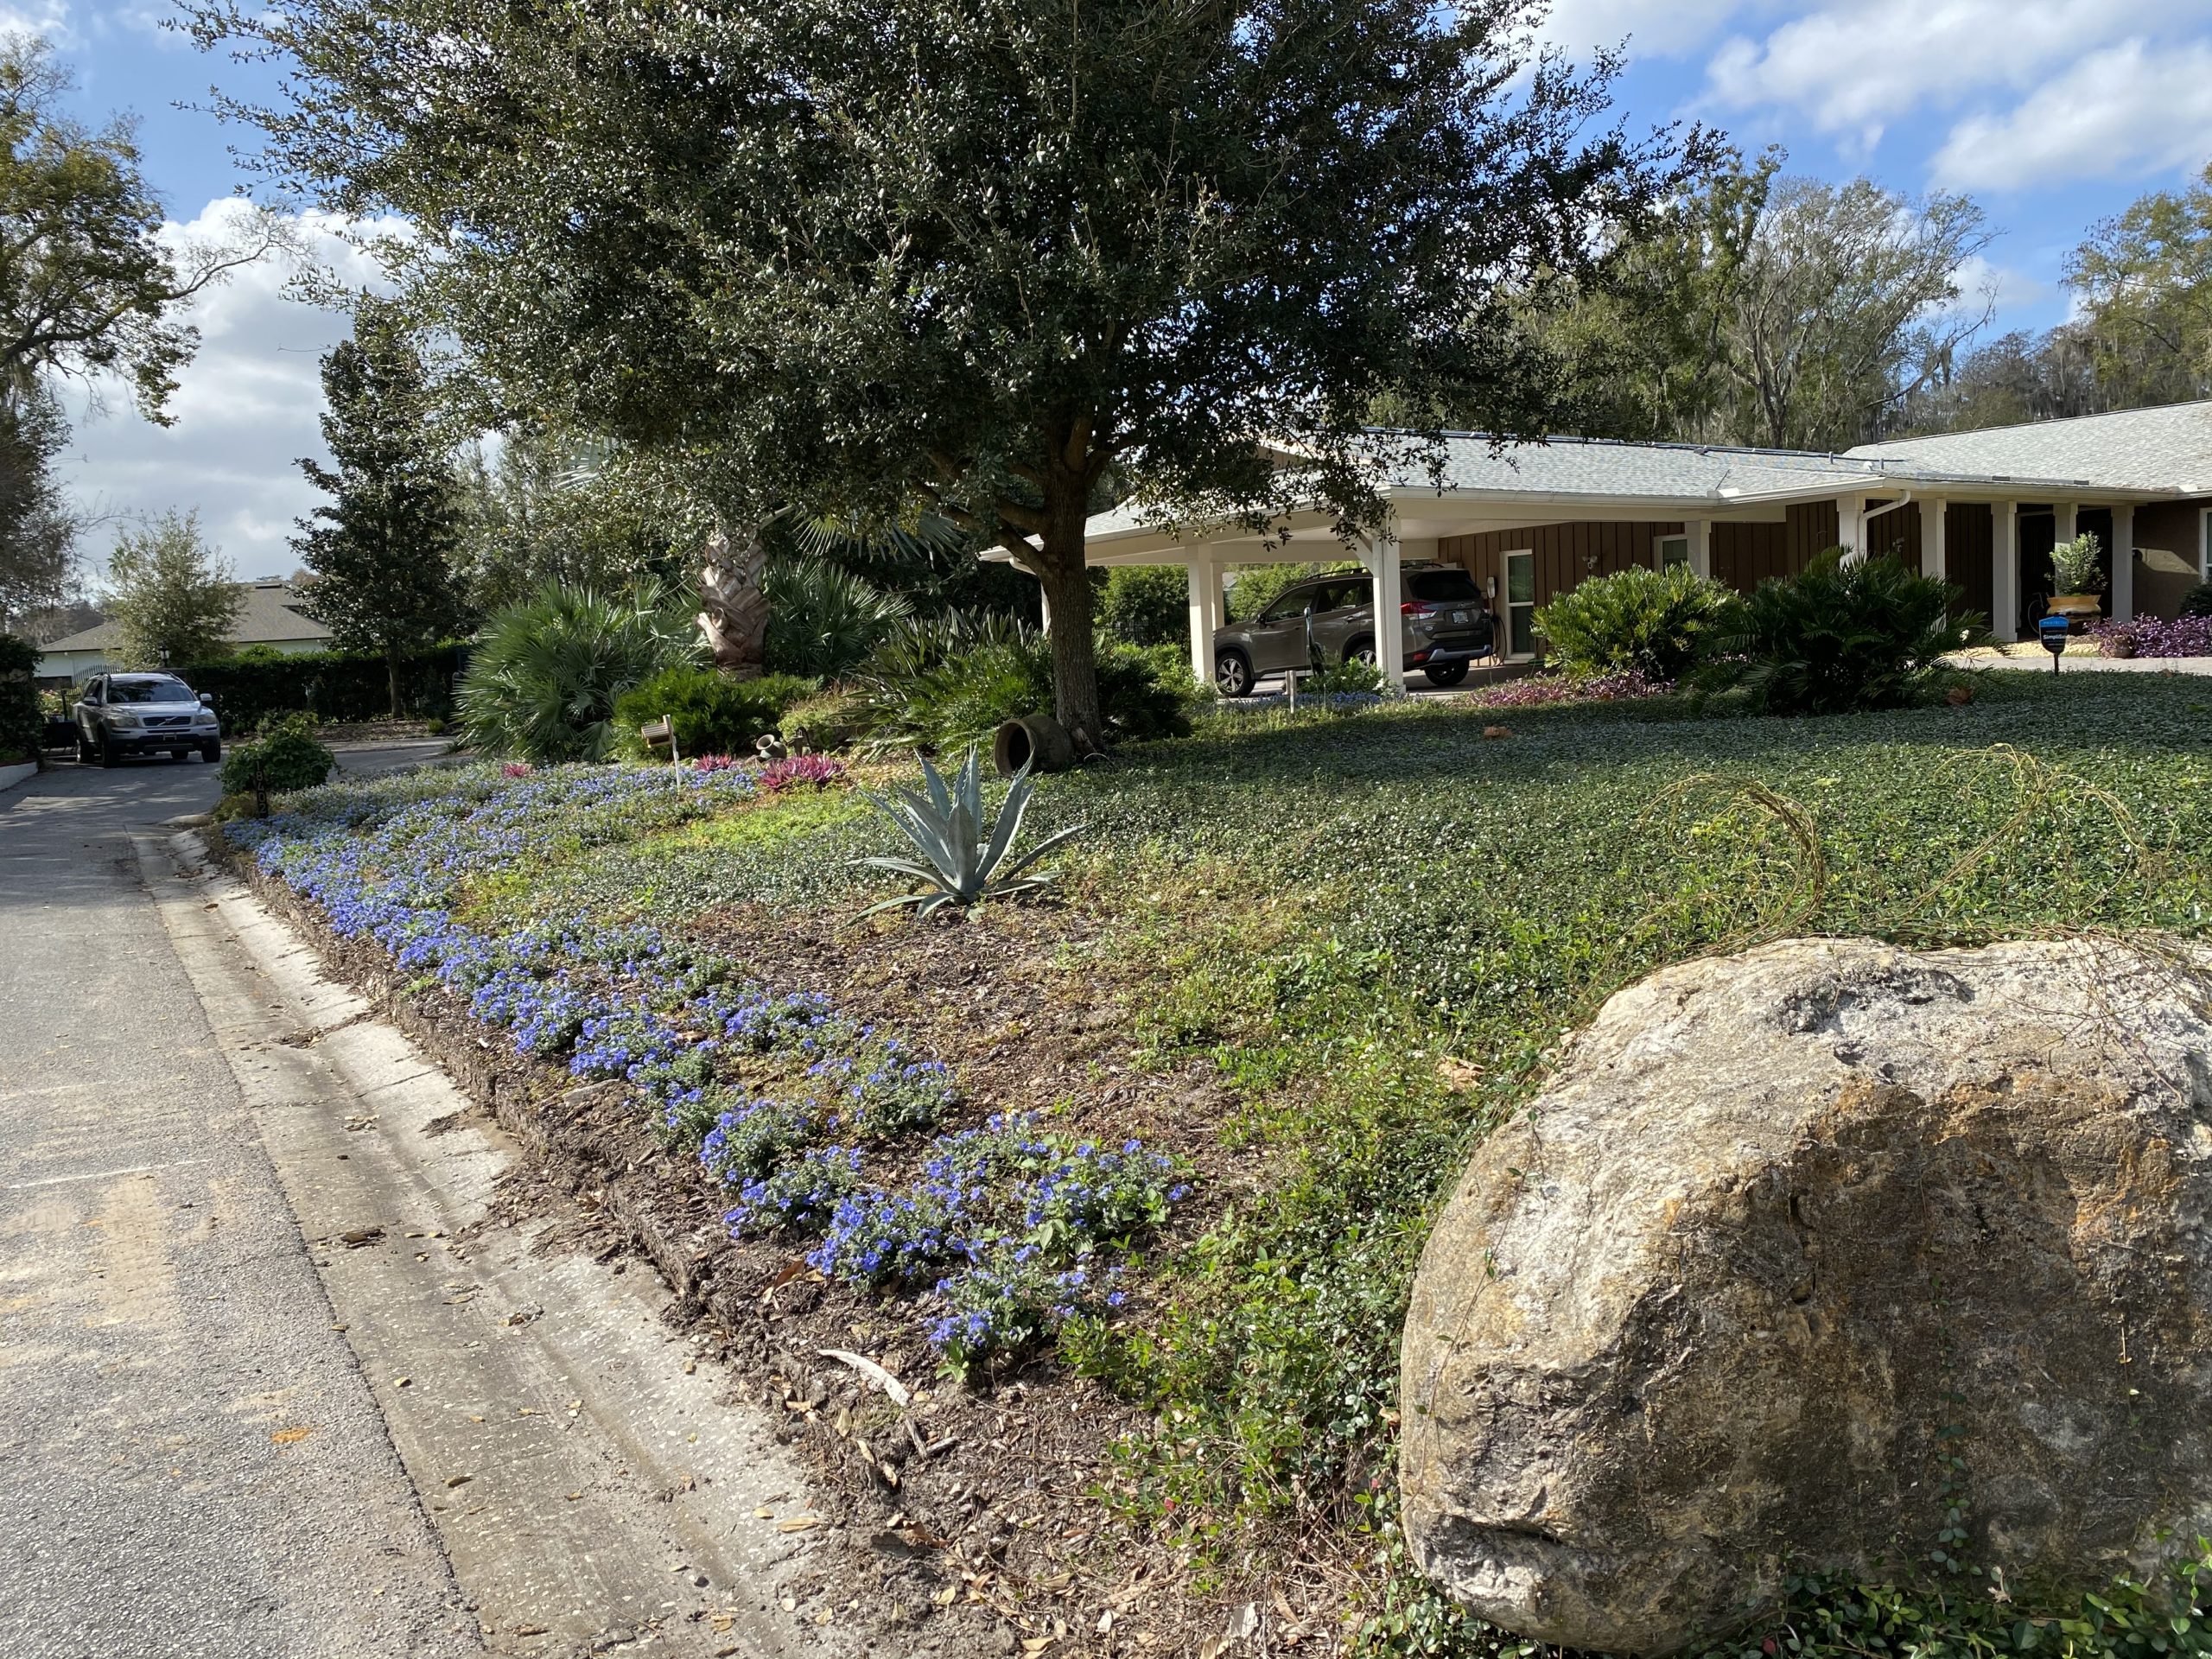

0,759,35,795
149,830,855,1657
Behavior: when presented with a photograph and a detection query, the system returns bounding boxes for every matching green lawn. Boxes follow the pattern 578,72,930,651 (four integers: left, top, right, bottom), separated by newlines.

286,671,2212,1656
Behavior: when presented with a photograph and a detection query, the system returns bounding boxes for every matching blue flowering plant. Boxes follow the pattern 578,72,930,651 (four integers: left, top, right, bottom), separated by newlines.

927,1244,1125,1382
726,1147,865,1236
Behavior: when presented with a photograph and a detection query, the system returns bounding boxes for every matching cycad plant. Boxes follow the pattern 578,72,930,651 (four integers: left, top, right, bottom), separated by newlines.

457,581,699,761
855,747,1084,918
1700,551,1986,715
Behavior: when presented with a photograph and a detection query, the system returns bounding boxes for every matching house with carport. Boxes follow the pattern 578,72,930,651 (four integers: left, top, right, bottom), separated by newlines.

1075,401,2212,690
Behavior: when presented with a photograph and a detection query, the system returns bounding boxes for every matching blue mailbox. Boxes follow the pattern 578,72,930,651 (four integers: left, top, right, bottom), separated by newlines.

2037,613,2071,673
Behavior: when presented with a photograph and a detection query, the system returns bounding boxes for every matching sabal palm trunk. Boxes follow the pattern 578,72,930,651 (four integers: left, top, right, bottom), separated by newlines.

697,524,770,677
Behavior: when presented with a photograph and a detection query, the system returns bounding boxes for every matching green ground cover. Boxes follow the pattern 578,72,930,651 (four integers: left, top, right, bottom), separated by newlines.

262,671,2212,1657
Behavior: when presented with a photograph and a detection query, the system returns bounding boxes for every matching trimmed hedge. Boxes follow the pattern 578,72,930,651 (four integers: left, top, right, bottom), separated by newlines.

0,632,41,764
175,645,468,730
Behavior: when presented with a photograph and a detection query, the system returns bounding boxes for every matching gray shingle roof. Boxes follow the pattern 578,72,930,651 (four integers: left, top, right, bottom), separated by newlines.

1086,431,2109,540
1848,400,2212,493
41,582,334,653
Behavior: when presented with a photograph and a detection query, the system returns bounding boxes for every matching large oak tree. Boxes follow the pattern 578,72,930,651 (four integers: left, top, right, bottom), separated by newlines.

201,0,1688,736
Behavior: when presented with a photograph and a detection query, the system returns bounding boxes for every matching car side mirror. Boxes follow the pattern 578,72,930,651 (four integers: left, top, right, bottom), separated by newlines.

199,693,213,707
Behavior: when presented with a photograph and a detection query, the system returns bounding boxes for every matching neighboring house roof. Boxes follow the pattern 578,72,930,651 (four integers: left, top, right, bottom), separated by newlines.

38,581,334,654
1848,400,2212,495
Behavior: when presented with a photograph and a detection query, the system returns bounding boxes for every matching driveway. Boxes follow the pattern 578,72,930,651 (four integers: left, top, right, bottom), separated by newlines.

0,751,478,1659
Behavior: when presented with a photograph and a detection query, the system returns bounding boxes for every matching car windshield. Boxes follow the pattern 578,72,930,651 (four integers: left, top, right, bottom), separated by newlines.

1408,569,1482,603
106,677,195,704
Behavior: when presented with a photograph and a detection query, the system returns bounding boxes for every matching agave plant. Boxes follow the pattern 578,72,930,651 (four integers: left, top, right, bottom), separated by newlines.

855,747,1084,918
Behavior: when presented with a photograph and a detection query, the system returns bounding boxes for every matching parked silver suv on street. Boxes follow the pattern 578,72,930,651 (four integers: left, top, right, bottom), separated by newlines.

72,672,222,767
1211,563,1498,696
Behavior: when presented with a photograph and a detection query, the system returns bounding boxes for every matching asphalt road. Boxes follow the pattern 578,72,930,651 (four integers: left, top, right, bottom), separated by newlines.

0,753,478,1659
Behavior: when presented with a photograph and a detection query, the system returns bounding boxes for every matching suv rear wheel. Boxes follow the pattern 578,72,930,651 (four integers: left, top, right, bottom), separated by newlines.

1215,647,1255,698
1344,636,1377,666
1423,662,1470,687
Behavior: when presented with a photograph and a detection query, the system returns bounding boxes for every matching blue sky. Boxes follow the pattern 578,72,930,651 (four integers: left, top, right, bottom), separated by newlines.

37,0,2212,577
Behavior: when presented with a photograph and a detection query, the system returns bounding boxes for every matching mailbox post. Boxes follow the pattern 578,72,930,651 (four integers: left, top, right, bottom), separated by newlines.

2037,613,2071,676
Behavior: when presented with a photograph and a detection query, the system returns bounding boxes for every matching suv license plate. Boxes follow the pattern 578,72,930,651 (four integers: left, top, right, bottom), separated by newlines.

1450,610,1468,625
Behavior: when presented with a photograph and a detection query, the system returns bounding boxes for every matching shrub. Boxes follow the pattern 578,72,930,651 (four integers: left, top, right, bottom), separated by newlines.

1531,564,1739,680
613,664,812,761
1096,565,1188,647
855,613,1200,753
2050,531,2106,595
455,582,697,761
177,644,467,730
762,557,911,678
219,713,336,800
2179,581,2212,619
0,632,41,765
1304,654,1385,697
1700,552,1985,715
779,686,873,753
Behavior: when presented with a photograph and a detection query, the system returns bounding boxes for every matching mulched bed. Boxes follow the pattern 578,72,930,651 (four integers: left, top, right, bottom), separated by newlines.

220,837,1328,1656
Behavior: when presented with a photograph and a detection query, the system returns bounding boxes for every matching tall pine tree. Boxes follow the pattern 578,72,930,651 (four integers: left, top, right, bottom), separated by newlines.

296,301,467,715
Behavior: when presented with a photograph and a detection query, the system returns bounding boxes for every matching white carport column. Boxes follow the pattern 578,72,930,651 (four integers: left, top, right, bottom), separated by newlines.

1688,518,1712,579
1368,535,1407,692
1993,502,2021,642
2056,501,2078,546
1185,557,1224,685
1920,498,1947,582
1834,493,1866,562
2110,505,2135,623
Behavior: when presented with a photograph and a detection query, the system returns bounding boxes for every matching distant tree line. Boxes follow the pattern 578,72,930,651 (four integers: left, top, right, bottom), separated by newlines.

1534,150,2212,453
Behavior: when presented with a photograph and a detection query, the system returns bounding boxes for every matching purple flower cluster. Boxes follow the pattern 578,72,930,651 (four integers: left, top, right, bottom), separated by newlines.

2092,614,2212,659
1468,668,1673,708
757,754,848,793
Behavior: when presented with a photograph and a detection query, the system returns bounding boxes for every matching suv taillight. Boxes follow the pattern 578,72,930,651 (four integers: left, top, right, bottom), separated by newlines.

1401,601,1437,618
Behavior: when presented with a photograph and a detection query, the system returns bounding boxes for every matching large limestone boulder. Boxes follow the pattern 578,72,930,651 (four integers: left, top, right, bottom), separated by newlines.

1401,938,2212,1656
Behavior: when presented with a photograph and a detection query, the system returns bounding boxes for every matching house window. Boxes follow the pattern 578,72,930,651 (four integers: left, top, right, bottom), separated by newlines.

1657,534,1689,571
1505,550,1538,657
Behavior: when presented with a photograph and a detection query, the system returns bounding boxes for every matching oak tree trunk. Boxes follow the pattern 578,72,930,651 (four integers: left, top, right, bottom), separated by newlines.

1031,488,1105,753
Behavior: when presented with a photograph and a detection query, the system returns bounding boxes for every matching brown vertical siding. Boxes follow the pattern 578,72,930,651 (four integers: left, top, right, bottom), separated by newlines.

2133,499,2207,619
1862,498,1923,568
1944,503,1993,622
1786,501,1840,565
1435,520,1686,607
1709,523,1791,589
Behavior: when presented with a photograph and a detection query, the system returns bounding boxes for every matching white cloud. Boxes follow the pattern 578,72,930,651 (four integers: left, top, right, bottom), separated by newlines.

1701,0,2173,137
1530,0,1763,60
1930,38,2212,189
60,200,401,583
0,0,74,44
1942,253,2050,319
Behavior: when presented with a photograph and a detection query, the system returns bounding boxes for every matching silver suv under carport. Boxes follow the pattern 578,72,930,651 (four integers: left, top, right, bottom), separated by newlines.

1211,563,1498,696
